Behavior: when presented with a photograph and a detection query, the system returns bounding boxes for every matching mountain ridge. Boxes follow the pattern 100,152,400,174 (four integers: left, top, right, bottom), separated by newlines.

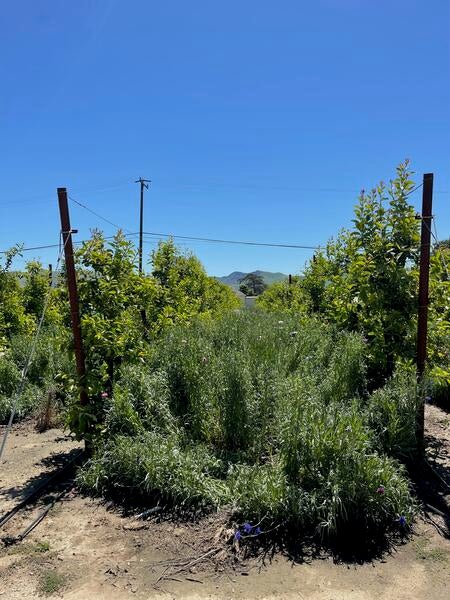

216,270,287,288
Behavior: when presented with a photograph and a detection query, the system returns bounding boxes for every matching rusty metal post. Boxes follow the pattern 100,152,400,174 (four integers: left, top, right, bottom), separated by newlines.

57,188,88,406
416,173,433,444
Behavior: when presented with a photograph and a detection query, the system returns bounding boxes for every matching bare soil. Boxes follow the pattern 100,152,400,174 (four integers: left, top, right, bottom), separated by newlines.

1,406,450,600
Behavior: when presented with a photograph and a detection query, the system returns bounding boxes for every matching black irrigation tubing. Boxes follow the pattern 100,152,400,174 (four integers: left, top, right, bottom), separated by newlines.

0,448,85,534
2,487,70,546
422,457,450,494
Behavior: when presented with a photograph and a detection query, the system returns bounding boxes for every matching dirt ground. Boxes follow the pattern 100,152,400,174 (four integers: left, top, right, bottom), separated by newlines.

1,405,450,600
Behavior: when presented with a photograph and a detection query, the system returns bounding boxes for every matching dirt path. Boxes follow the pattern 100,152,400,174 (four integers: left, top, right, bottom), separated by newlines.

1,411,450,600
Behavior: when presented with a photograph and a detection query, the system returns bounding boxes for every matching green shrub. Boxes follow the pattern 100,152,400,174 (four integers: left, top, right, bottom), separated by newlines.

0,356,21,397
79,311,417,541
0,382,43,423
106,366,177,437
367,366,421,460
79,432,229,509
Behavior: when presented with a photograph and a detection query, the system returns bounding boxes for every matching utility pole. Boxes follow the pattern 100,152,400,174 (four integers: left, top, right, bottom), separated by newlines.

416,173,433,445
48,264,53,287
135,177,151,273
57,188,88,406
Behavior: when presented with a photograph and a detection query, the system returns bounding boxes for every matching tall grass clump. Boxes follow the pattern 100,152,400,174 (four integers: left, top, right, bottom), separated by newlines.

366,365,421,461
79,310,417,542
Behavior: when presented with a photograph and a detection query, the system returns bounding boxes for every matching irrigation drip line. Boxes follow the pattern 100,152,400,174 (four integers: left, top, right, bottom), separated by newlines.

0,449,84,545
0,450,84,529
0,233,71,462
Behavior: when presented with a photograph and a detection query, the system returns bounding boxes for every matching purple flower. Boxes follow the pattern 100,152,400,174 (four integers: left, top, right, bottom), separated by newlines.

243,522,253,534
234,530,241,541
398,515,407,527
376,485,385,495
254,527,262,535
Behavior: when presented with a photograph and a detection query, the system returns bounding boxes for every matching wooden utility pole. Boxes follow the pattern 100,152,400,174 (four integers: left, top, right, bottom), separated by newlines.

416,173,433,444
57,188,88,406
135,177,151,273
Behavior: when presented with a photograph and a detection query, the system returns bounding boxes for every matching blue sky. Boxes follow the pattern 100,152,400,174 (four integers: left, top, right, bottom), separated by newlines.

1,0,449,276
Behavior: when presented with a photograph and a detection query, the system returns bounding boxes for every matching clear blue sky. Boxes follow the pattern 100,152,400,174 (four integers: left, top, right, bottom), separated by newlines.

1,0,449,276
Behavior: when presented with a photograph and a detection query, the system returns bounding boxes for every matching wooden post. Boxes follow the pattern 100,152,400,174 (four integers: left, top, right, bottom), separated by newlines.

57,188,88,406
135,177,150,273
48,264,53,287
416,173,433,445
288,274,292,285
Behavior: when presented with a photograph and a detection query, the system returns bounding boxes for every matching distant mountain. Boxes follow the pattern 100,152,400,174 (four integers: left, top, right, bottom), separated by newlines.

216,270,287,289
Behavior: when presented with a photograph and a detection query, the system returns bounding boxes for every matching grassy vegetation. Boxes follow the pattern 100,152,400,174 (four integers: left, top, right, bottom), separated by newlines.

38,570,66,596
79,311,417,541
0,327,71,424
1,163,448,547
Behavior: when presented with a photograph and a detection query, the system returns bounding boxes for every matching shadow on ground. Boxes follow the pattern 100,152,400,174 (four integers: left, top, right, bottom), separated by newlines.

0,447,83,506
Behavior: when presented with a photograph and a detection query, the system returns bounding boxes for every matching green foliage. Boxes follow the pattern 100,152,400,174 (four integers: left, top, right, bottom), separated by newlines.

80,311,416,540
0,246,34,347
149,238,240,332
75,230,154,397
258,162,449,394
301,161,420,382
0,328,70,424
367,365,421,460
79,431,229,509
281,400,414,534
67,234,240,438
22,261,60,326
428,248,450,393
258,162,450,387
238,272,267,296
256,277,307,313
38,570,66,596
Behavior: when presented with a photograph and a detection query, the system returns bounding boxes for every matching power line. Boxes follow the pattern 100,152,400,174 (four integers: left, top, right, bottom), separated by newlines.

0,233,140,255
143,231,320,250
68,195,133,234
1,231,320,256
135,178,151,273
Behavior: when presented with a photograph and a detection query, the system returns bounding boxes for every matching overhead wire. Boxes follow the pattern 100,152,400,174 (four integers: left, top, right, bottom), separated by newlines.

1,178,443,258
0,233,141,255
68,195,133,234
142,231,320,250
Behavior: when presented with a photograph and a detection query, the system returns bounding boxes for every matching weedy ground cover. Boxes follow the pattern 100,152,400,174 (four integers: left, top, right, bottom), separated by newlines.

79,310,418,543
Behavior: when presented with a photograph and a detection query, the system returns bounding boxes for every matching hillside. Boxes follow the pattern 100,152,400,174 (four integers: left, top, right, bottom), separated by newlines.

217,270,287,288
